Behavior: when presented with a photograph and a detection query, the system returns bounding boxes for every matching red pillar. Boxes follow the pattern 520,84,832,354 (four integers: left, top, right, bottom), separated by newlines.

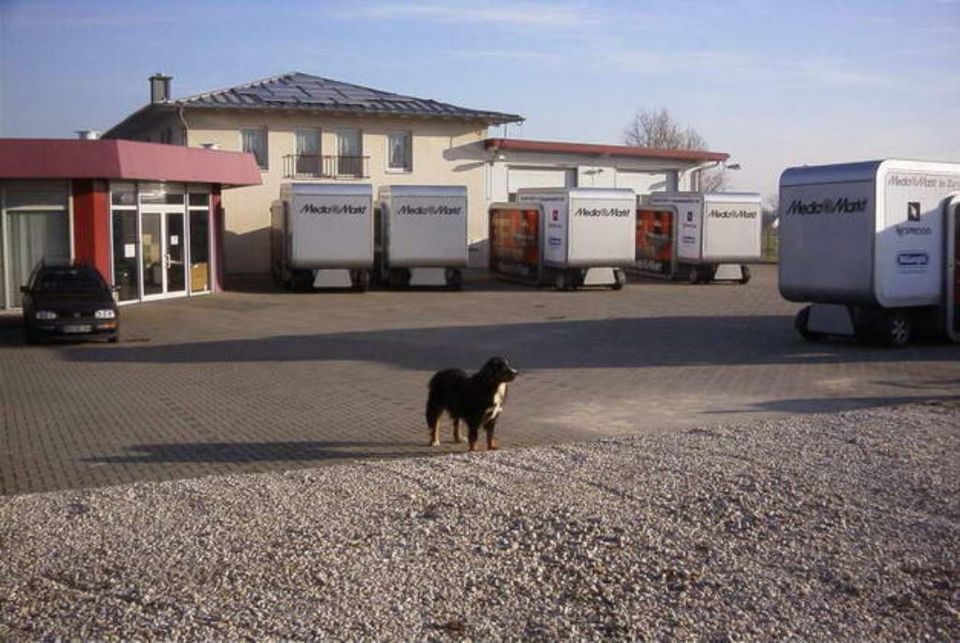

72,179,111,282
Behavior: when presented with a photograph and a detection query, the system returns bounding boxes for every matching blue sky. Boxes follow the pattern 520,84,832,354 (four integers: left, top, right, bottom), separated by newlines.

1,0,957,197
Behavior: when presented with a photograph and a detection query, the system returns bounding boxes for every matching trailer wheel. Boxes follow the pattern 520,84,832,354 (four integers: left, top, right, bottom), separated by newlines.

352,270,370,293
385,269,400,288
612,269,626,290
739,265,751,285
795,306,823,342
686,266,701,285
555,272,569,291
879,311,912,348
292,271,313,292
446,268,463,291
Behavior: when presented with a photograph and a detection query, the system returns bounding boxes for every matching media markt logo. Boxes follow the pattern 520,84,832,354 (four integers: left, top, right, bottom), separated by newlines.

786,197,868,215
573,207,632,217
300,203,367,215
708,209,757,219
398,205,462,216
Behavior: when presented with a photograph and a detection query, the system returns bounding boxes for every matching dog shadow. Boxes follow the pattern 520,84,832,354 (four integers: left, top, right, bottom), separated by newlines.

84,440,430,464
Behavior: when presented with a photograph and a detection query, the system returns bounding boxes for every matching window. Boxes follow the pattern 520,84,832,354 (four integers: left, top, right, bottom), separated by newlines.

387,131,412,172
188,187,210,293
336,129,362,177
295,129,321,176
8,212,70,307
139,182,184,205
2,181,69,308
242,127,268,170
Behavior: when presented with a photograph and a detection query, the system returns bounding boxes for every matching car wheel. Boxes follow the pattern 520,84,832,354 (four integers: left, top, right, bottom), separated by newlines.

25,328,38,345
880,311,912,348
108,333,119,344
739,265,751,285
795,306,823,342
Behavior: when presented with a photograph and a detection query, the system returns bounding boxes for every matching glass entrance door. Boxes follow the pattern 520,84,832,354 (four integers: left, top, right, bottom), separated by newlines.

141,210,187,298
166,212,186,294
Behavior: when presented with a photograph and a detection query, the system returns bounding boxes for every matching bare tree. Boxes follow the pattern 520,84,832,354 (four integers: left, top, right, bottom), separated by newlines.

699,168,727,192
623,108,725,192
623,108,707,151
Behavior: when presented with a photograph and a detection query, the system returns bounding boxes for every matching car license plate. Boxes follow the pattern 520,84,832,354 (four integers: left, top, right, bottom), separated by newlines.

62,324,92,334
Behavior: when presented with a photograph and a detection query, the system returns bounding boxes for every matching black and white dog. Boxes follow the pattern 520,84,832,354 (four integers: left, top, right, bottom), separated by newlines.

426,357,519,452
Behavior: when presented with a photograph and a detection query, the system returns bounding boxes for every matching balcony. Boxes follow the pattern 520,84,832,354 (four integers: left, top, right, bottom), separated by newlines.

283,154,370,179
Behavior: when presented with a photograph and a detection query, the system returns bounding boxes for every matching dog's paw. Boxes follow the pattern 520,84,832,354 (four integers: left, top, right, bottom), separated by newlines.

454,437,465,444
429,439,440,447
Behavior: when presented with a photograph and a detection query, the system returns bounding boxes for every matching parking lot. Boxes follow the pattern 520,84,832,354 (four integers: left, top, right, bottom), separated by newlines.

1,264,958,496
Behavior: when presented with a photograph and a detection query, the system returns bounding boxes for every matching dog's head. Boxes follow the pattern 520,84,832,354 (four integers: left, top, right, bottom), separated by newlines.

478,356,519,384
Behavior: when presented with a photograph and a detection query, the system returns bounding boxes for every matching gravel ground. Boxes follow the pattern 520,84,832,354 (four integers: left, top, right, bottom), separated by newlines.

1,402,958,641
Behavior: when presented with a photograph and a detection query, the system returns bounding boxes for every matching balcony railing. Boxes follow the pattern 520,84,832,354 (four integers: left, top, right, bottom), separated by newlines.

283,154,370,179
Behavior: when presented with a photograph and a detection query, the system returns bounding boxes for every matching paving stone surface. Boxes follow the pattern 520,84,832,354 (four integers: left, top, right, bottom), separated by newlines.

1,265,958,496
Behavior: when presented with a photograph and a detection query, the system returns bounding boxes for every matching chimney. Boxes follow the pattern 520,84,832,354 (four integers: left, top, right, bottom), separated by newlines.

149,73,172,103
75,129,100,140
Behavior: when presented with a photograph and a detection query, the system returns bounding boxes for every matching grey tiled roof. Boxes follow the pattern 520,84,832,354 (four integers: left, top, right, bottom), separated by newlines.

177,72,523,124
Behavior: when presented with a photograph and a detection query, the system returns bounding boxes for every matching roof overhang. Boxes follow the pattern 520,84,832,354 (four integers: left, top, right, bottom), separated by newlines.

484,138,728,163
103,101,523,139
0,139,262,187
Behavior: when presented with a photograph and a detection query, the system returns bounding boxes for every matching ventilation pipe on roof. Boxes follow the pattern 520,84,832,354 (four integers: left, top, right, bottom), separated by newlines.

150,73,172,103
75,130,100,140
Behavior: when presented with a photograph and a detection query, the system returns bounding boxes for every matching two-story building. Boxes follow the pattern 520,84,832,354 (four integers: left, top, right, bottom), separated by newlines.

104,72,731,277
104,72,523,274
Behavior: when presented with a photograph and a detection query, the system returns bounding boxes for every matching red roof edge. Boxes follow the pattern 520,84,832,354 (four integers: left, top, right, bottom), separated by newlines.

0,139,261,187
483,138,729,163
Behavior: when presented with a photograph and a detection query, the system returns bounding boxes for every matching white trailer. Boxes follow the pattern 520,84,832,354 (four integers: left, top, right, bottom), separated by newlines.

515,187,635,290
378,185,467,289
779,159,960,346
271,183,373,291
645,192,762,284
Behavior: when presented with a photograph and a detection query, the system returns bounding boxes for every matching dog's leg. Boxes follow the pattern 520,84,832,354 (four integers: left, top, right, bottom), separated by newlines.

484,419,499,451
426,398,443,447
467,423,480,452
453,418,464,444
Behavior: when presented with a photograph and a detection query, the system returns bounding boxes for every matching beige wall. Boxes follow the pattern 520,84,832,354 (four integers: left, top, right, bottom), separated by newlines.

142,110,488,274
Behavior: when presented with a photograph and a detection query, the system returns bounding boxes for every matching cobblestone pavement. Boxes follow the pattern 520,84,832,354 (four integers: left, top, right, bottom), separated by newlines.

1,265,958,496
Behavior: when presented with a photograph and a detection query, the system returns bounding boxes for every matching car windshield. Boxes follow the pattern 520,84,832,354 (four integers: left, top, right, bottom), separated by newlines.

35,268,106,293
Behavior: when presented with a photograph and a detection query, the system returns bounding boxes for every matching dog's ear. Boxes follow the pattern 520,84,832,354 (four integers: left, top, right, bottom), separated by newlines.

478,357,502,381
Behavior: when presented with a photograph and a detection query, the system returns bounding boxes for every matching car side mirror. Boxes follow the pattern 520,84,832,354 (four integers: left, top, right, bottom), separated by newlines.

19,286,29,294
